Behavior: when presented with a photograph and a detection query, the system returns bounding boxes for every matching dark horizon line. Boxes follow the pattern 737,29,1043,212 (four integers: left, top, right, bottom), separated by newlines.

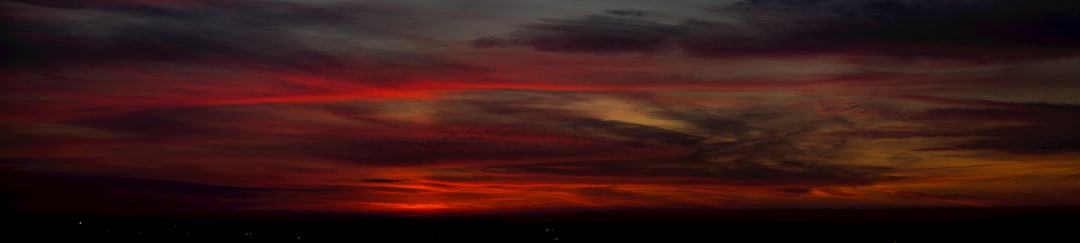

9,205,1080,223
5,207,1078,241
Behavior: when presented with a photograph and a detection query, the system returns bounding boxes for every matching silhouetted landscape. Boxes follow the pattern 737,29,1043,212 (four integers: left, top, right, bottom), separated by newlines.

6,207,1078,241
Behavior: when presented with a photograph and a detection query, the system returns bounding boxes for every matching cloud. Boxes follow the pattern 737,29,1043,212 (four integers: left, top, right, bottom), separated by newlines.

0,170,422,215
568,118,703,146
848,96,1080,154
37,88,887,190
944,125,1080,154
573,186,654,199
420,93,882,188
3,0,1080,215
473,0,1080,60
872,187,999,207
471,14,682,54
0,0,401,69
360,179,400,183
887,152,923,165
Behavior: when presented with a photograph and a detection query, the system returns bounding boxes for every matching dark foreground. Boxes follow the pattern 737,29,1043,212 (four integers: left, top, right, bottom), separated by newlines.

2,207,1077,242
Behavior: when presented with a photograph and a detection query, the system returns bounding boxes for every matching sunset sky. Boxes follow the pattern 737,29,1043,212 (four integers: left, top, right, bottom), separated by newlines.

2,0,1080,217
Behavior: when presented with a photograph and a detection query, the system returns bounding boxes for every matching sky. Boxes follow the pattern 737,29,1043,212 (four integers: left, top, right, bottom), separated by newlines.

2,0,1080,218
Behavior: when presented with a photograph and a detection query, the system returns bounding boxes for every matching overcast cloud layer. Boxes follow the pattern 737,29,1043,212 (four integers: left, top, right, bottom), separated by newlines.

2,0,1079,216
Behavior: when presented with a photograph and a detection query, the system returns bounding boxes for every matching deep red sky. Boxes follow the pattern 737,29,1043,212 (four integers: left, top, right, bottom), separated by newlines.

2,0,1080,217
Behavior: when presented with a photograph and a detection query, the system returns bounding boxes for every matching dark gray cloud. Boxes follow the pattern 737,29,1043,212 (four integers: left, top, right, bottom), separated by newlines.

74,107,223,138
775,188,812,194
0,169,417,215
944,124,1080,154
60,100,634,167
573,186,660,200
474,0,1080,59
424,94,881,187
307,137,614,167
569,118,703,147
467,157,881,187
1,159,458,217
1,0,390,68
839,97,1080,154
359,179,400,183
887,152,924,165
470,14,684,54
919,101,1080,154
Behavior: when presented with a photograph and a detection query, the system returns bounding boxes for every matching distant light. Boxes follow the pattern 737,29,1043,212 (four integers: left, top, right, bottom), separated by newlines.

298,236,301,240
555,237,559,240
78,221,82,225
